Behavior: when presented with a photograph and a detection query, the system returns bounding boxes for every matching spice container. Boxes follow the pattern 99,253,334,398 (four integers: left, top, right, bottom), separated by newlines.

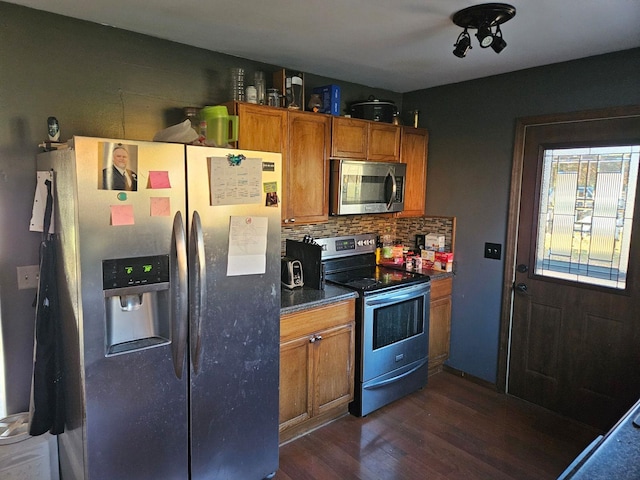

245,85,257,104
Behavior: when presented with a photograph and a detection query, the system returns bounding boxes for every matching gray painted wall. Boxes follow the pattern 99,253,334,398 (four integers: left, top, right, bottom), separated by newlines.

1,0,638,417
404,48,640,382
0,2,401,416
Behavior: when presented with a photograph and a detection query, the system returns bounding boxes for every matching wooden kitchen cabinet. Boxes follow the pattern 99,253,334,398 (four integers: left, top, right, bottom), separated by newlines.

279,299,355,444
397,127,428,218
367,122,401,162
331,117,368,159
285,110,330,224
228,102,329,225
331,116,400,162
232,102,286,153
429,276,452,376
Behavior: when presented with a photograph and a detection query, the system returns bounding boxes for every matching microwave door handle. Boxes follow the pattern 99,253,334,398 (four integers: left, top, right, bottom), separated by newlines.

170,211,188,380
189,211,206,376
385,170,397,211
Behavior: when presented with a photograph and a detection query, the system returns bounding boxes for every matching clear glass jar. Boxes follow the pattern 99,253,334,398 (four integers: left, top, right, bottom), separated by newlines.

254,71,266,105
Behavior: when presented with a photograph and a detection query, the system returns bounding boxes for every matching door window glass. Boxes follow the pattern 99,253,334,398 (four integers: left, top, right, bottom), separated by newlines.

535,145,639,289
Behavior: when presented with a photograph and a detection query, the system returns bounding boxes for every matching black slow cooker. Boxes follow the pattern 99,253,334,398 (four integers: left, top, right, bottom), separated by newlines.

350,96,398,123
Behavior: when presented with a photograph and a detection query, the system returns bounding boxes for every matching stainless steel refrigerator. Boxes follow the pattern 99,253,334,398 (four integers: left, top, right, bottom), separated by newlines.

38,136,281,479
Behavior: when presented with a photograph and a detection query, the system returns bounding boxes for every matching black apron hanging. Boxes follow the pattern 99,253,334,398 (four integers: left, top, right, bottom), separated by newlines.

29,177,65,436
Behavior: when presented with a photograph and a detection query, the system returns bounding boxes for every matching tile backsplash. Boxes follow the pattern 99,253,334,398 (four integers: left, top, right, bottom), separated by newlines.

282,215,455,254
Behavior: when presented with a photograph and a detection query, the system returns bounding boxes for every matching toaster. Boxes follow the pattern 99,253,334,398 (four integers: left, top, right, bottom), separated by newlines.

281,257,304,289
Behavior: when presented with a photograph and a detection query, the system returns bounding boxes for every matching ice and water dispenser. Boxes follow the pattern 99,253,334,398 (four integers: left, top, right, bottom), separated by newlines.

102,255,170,355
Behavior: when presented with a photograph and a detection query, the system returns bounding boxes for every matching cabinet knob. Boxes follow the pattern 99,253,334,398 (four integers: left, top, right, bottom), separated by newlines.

309,336,317,343
315,335,322,341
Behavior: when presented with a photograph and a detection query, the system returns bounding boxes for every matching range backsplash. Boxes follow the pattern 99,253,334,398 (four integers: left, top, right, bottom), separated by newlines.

281,215,455,255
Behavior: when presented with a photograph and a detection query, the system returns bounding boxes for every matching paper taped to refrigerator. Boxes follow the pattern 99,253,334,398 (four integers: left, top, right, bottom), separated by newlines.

30,171,55,233
210,156,262,206
227,216,268,276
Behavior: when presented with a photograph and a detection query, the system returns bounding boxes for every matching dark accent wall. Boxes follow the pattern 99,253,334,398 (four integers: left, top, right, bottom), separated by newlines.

403,48,640,383
0,1,401,415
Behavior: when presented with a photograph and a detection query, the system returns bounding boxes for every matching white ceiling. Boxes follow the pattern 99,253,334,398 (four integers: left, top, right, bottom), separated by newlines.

7,0,640,92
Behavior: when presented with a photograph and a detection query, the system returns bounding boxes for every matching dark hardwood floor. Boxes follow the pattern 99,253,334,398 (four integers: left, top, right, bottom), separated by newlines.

274,372,601,480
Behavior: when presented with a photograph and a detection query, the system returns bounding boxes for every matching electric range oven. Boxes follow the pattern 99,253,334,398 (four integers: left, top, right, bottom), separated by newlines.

316,234,430,417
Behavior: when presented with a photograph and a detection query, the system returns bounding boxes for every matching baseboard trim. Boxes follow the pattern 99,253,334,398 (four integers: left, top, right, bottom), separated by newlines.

442,365,499,392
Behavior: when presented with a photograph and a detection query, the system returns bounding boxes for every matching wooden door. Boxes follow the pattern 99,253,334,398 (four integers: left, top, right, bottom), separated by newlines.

367,123,400,162
313,323,355,415
331,117,368,158
397,127,428,218
506,107,640,430
285,111,330,224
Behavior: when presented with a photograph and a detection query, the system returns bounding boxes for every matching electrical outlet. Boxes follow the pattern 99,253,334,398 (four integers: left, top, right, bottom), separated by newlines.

484,243,502,260
17,265,40,290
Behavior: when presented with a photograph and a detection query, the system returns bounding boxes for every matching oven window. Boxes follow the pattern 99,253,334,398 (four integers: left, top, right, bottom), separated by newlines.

372,296,424,350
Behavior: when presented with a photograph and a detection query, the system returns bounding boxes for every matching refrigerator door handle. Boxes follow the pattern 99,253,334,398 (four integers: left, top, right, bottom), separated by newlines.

189,211,206,375
170,211,189,379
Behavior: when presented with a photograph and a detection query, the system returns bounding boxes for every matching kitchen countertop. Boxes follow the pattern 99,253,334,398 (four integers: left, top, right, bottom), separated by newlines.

281,284,358,316
280,269,452,316
559,397,640,479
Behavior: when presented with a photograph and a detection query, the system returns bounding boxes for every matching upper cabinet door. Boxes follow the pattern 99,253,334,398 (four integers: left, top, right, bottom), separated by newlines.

331,117,368,159
235,103,287,153
397,127,428,218
285,111,331,224
367,123,401,162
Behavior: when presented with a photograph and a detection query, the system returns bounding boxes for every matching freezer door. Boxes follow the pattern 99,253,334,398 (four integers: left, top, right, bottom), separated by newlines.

185,145,281,479
42,137,190,480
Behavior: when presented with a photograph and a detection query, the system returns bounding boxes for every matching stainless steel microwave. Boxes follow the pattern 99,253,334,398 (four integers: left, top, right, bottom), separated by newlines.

330,159,406,215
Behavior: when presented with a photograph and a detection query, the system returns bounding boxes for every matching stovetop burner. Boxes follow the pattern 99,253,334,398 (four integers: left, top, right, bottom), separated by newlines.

324,264,429,293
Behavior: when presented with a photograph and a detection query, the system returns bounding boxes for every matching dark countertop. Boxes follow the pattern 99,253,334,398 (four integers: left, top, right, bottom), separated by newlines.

559,398,640,479
281,283,358,316
420,269,455,281
280,268,452,316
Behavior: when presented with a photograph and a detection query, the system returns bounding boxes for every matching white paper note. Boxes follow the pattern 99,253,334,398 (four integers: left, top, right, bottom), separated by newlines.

210,156,262,206
30,171,55,233
227,216,268,276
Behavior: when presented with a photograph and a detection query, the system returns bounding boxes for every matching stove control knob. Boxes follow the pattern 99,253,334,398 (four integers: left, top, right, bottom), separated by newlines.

357,240,364,246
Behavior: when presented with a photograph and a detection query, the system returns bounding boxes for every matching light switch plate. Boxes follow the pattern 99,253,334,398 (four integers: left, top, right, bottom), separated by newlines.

17,265,40,290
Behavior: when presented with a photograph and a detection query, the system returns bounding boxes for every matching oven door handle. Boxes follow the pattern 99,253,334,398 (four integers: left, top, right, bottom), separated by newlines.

363,358,428,390
365,288,426,306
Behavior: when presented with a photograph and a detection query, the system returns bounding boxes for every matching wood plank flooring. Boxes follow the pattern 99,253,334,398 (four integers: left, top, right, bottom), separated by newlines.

274,372,601,480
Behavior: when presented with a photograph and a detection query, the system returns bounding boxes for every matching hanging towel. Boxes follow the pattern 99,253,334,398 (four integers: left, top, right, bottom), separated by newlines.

29,176,65,436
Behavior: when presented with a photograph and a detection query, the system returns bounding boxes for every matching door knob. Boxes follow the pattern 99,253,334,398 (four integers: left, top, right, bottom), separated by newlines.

516,264,528,273
515,282,528,293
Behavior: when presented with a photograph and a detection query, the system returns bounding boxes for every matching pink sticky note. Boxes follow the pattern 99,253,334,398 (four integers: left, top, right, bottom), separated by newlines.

110,205,135,226
148,171,171,189
150,197,171,217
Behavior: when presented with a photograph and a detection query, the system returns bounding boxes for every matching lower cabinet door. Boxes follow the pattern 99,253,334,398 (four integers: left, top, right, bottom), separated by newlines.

279,336,312,430
314,323,355,415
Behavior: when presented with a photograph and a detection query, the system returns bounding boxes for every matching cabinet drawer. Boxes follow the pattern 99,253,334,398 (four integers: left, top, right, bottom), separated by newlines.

431,277,452,299
281,299,355,342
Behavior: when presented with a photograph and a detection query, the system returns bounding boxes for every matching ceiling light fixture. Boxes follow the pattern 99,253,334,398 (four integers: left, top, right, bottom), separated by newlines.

452,3,516,58
453,29,472,58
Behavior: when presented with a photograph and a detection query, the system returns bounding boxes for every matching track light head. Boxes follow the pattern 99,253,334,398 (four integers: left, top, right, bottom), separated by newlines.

491,26,507,53
453,30,472,58
452,3,515,57
476,24,494,48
